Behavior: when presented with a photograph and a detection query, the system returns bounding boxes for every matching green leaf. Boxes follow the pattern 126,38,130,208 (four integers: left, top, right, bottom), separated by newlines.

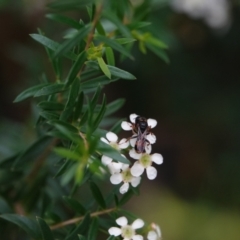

145,36,168,49
54,147,80,161
0,214,41,240
46,13,82,29
103,11,131,37
128,21,151,29
90,182,106,209
110,118,125,133
93,95,106,131
105,98,125,116
47,0,95,11
97,57,111,79
53,25,91,59
12,136,53,169
13,83,51,102
66,51,86,87
90,85,102,110
65,213,91,240
86,61,136,80
146,43,169,64
96,21,106,36
97,141,130,164
115,38,136,45
37,217,54,240
54,159,73,178
38,101,64,111
63,196,86,215
30,34,77,60
81,75,118,89
105,47,115,66
39,111,60,120
87,217,98,240
49,120,79,142
95,35,133,60
74,91,84,121
34,83,66,97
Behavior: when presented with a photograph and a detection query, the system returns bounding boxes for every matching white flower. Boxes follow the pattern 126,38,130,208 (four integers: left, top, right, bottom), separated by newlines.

130,149,163,180
110,164,141,194
147,223,162,240
108,216,144,240
101,132,129,174
121,113,157,132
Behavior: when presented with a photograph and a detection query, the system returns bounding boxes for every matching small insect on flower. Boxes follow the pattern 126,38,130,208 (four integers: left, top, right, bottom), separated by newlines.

121,114,157,154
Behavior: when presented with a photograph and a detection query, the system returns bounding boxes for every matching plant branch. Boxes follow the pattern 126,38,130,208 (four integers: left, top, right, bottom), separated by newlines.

77,1,103,78
50,207,116,230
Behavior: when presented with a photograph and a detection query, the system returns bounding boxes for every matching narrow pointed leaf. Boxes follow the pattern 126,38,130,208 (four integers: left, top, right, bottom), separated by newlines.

105,47,115,66
65,213,91,240
95,35,133,59
63,197,86,215
30,34,77,60
46,13,82,29
12,136,53,169
66,51,86,87
146,43,169,64
34,83,66,97
90,182,106,209
38,101,64,111
53,25,91,59
0,214,41,240
93,95,106,130
54,147,80,161
86,61,136,80
97,57,111,79
87,218,98,240
13,83,51,102
37,217,54,240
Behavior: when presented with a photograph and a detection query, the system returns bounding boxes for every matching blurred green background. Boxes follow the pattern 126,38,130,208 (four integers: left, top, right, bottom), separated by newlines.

0,0,240,239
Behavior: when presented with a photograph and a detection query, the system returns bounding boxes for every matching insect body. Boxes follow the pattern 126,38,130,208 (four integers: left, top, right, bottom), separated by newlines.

133,116,150,153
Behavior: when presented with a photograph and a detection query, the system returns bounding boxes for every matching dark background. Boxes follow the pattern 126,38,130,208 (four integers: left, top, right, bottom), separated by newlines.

0,1,240,239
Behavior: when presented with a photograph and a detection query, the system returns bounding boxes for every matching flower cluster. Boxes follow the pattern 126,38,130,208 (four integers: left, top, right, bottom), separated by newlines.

108,216,162,240
101,113,163,194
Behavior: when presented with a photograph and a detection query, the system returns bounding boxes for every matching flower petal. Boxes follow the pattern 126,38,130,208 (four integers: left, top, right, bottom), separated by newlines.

130,176,141,187
131,162,144,177
146,133,156,144
145,144,152,154
110,173,123,184
108,162,122,174
133,235,144,240
151,153,163,165
121,121,132,131
120,182,129,194
129,148,141,160
130,113,138,123
101,155,112,165
132,218,144,229
119,138,129,149
146,166,157,180
147,118,157,128
122,163,130,171
116,216,128,226
147,230,157,240
108,227,122,236
100,137,109,144
106,132,118,143
130,136,137,147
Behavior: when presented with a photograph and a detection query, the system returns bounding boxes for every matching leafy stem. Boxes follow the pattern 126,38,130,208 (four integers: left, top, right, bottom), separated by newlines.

50,207,117,230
